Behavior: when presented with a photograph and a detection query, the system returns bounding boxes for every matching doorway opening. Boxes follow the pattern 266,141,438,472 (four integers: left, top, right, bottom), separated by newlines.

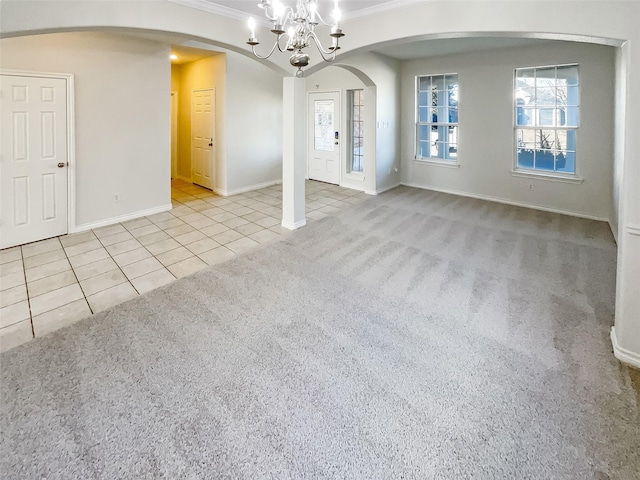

170,46,223,193
308,90,341,185
191,88,215,190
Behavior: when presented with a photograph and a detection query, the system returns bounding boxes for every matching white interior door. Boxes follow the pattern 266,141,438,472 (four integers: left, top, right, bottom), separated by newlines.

191,89,215,189
0,74,68,249
308,91,341,185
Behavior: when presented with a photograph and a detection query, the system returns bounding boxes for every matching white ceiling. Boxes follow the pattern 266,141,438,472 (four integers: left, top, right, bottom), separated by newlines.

205,0,404,18
171,44,222,64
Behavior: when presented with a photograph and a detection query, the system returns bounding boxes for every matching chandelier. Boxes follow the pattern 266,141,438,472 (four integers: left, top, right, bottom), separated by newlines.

247,0,345,77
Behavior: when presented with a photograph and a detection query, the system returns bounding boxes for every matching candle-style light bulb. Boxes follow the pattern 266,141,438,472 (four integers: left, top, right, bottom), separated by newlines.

273,0,284,21
329,1,344,40
248,17,256,37
332,6,342,23
309,2,317,22
286,26,296,50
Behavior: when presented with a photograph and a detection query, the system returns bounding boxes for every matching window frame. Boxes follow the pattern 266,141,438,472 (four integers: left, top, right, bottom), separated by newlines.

415,72,459,165
513,63,580,180
347,88,364,174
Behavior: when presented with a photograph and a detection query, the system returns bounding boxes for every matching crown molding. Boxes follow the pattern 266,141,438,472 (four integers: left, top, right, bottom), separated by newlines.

168,0,256,23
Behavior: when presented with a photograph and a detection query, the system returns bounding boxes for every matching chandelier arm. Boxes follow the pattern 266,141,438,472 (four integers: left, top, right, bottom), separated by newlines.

282,5,295,25
262,4,294,24
275,33,291,53
250,38,282,60
297,0,308,18
312,11,337,28
307,31,338,61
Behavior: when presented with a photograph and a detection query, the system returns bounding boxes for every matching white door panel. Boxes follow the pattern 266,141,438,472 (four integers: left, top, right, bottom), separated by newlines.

191,89,215,190
0,75,68,249
308,92,340,185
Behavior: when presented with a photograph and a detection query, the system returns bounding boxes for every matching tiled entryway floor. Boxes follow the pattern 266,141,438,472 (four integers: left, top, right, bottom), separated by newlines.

0,179,367,352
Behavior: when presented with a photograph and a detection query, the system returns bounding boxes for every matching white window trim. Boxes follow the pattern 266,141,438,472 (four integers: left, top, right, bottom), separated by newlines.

414,158,461,168
415,73,459,164
344,172,365,181
347,89,365,174
513,63,580,179
511,169,583,184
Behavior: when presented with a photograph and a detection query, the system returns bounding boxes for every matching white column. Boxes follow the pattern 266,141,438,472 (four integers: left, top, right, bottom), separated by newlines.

612,42,640,369
281,76,307,230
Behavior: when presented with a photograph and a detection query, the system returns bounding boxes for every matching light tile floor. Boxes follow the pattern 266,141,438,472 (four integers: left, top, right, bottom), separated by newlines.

0,179,367,352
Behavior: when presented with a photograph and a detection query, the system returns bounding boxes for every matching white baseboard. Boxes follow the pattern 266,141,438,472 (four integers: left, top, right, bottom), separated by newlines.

71,204,173,233
611,327,640,369
365,182,401,196
377,182,402,195
214,179,282,197
401,182,609,222
174,175,192,183
282,219,306,230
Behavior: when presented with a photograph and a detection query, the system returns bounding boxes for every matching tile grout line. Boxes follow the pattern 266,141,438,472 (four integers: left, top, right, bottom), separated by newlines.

118,220,178,287
153,206,233,266
18,245,35,338
94,226,145,297
160,199,248,260
59,235,95,317
168,190,286,250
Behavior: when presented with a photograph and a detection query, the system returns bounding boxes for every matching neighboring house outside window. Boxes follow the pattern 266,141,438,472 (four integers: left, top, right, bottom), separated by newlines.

515,64,579,175
348,89,364,173
416,73,459,162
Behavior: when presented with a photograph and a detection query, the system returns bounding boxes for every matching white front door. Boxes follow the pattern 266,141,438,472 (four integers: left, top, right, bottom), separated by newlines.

191,89,215,190
308,91,340,185
0,74,68,249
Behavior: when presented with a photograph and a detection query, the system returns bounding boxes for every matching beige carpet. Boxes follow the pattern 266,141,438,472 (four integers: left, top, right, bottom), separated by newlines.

1,186,638,479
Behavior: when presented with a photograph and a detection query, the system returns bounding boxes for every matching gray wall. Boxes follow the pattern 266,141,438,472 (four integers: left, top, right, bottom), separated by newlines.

1,32,171,228
400,41,615,220
225,52,283,194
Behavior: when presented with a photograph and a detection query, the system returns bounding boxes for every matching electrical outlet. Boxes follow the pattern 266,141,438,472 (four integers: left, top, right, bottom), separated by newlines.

528,184,534,190
114,193,120,202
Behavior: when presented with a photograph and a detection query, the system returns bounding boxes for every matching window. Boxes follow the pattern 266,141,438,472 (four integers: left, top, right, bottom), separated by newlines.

515,64,579,175
416,74,458,162
348,89,364,173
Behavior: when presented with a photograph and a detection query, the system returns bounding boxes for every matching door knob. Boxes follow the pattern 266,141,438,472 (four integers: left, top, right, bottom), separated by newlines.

57,162,65,168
